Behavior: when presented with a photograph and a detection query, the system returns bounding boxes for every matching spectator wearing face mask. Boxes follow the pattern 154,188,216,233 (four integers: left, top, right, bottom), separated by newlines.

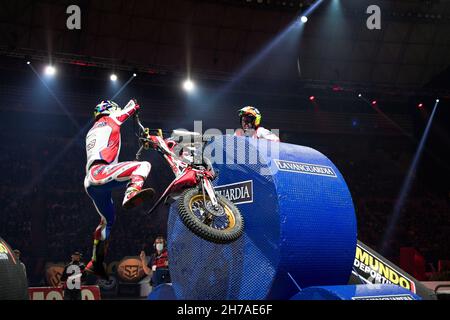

139,236,171,287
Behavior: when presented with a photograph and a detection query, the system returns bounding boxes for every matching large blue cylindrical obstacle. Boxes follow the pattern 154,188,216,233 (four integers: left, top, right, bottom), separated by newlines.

167,136,357,300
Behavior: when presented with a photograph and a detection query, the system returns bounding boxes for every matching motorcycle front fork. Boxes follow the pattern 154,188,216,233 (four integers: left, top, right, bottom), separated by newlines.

201,176,219,208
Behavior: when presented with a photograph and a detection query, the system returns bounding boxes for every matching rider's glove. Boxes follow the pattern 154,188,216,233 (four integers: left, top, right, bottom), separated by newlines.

125,99,140,111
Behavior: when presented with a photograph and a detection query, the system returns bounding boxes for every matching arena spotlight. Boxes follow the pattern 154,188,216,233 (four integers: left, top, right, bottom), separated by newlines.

110,74,118,82
301,16,308,23
26,61,31,65
133,73,137,77
371,100,377,105
380,98,440,254
309,95,315,101
44,65,56,76
183,79,195,92
358,93,362,98
418,103,424,108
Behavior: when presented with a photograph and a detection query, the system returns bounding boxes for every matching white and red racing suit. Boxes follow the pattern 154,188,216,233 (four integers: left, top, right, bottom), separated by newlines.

234,126,280,142
84,99,151,264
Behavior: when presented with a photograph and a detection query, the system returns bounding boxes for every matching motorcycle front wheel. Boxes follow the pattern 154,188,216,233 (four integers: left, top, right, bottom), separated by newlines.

177,187,244,244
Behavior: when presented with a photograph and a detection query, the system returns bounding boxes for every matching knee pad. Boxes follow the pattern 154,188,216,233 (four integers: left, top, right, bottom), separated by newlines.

133,161,151,178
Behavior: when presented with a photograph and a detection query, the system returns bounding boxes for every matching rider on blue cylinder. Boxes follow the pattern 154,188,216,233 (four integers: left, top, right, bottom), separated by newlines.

235,106,280,142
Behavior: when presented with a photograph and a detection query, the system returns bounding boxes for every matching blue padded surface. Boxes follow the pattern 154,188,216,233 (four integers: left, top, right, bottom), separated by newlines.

290,284,422,300
167,136,357,300
147,283,177,300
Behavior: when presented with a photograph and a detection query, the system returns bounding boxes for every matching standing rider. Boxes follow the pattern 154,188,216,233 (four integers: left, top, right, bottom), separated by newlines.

235,106,280,142
84,99,154,279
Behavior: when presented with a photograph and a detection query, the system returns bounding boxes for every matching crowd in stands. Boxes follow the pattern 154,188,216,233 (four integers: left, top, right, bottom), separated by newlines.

1,118,449,286
313,134,450,265
0,139,33,258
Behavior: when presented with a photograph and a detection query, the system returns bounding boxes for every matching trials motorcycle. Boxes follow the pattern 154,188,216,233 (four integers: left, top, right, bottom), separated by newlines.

133,113,244,244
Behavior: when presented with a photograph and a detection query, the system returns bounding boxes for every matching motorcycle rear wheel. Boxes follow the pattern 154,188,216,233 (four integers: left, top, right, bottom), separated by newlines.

177,187,244,244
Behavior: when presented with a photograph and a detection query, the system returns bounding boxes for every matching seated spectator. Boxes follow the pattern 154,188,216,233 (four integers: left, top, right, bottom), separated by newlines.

139,236,171,287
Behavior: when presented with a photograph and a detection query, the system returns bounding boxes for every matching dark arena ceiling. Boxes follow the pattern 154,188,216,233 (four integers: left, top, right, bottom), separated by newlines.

1,0,450,90
0,0,449,139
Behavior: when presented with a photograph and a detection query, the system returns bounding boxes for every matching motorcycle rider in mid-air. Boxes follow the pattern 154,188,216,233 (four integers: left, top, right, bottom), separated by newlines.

84,99,154,279
235,106,280,142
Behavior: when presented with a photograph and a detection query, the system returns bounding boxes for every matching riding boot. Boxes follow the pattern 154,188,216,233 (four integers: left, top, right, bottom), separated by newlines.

85,239,109,280
122,175,145,207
